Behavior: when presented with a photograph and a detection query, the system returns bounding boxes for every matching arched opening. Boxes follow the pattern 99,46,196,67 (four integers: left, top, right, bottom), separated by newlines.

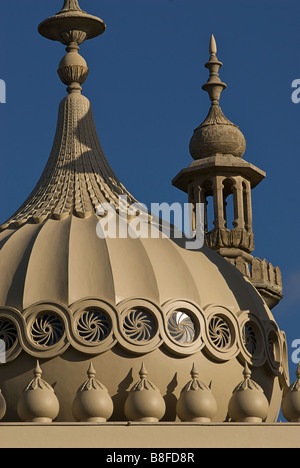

223,179,235,230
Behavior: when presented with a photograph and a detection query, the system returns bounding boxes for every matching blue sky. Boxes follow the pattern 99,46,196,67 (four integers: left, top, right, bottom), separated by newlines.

1,1,300,400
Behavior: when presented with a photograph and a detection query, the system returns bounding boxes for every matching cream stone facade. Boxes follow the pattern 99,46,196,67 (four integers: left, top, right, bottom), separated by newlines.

0,0,300,448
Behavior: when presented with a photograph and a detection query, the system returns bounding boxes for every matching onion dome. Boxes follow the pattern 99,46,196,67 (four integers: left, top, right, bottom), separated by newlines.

17,361,60,423
0,390,6,421
282,364,300,422
0,2,289,424
189,35,246,160
176,363,217,422
124,363,166,422
228,363,269,422
72,362,114,422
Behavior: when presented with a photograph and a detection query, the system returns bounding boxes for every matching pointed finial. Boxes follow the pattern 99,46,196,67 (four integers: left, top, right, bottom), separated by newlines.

243,362,252,380
139,362,148,380
87,362,96,379
177,364,217,422
124,365,166,422
34,360,42,379
191,363,199,380
202,34,227,105
209,34,217,55
72,363,113,422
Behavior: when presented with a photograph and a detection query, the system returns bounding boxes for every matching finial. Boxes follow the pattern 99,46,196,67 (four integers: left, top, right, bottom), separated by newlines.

202,34,227,105
191,363,198,380
282,363,300,422
177,364,217,422
243,362,252,380
139,362,148,380
72,362,113,422
38,1,106,94
124,364,166,422
228,363,269,422
209,34,217,55
17,361,60,422
87,361,96,379
34,360,42,379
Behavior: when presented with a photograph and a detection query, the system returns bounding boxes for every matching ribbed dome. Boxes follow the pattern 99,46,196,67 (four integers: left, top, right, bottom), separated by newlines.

0,5,289,424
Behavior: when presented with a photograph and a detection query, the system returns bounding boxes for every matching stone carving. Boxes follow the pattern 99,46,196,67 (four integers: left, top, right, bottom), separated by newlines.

76,309,111,343
0,318,18,352
72,362,114,422
228,363,269,422
31,313,64,347
167,311,196,344
282,364,300,422
176,364,217,422
208,315,231,350
123,309,156,342
124,363,166,422
17,361,60,423
0,300,288,383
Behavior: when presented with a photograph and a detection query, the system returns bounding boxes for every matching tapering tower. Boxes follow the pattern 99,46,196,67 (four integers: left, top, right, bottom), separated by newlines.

172,35,283,309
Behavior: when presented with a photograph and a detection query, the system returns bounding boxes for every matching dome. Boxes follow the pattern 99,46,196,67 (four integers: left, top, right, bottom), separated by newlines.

0,4,289,425
189,104,246,159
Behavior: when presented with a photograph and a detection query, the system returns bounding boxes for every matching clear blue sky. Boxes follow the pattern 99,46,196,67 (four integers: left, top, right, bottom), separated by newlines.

1,1,300,397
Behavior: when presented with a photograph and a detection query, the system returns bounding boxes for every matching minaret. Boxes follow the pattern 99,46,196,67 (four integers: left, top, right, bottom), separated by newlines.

172,35,283,309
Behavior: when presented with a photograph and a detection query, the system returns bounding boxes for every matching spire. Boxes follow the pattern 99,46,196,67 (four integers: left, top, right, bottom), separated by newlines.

202,35,227,106
189,34,246,160
0,2,136,230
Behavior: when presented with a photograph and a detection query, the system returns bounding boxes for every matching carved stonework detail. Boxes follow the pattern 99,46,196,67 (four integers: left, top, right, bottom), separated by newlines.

206,227,254,253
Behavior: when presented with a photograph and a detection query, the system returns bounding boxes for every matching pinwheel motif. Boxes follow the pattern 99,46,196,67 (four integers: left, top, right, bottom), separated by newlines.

208,315,231,349
123,309,156,342
242,323,257,355
167,311,195,344
76,309,111,343
0,319,18,350
31,313,64,347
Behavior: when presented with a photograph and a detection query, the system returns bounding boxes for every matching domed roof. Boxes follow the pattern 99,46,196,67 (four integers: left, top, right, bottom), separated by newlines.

0,3,289,424
189,35,246,160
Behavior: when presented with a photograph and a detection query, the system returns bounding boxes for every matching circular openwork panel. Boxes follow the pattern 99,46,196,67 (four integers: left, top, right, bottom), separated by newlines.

167,311,196,345
70,299,117,354
76,309,112,344
30,313,64,347
0,318,18,352
242,322,257,355
123,308,156,343
23,302,71,357
266,324,282,375
162,300,204,355
203,305,239,362
208,315,232,350
117,299,163,354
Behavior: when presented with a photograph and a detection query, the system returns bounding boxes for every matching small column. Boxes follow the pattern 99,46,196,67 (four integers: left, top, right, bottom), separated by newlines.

243,180,253,233
232,178,245,230
213,177,226,229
